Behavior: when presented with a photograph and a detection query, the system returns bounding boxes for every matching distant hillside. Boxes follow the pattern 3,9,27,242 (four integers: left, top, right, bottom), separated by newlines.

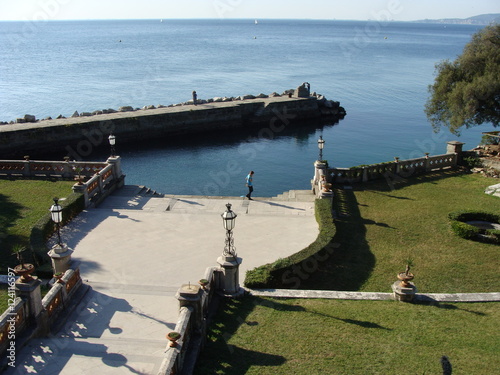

415,13,500,25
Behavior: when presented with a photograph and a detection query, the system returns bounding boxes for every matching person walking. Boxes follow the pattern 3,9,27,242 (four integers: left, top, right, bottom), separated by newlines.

245,171,254,200
192,91,197,105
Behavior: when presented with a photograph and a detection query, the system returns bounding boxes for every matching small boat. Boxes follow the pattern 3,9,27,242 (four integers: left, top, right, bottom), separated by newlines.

160,19,163,23
255,19,258,25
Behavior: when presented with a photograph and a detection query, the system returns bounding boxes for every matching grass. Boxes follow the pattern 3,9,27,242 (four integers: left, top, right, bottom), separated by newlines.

0,179,75,311
294,171,500,293
196,171,500,374
195,296,499,375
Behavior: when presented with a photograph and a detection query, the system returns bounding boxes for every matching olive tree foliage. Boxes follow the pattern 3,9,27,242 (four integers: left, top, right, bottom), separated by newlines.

425,24,500,134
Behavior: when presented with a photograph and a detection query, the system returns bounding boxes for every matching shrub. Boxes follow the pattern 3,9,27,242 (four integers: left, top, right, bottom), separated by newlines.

485,229,500,244
448,210,500,223
448,210,500,243
30,192,84,274
462,156,483,169
450,220,480,240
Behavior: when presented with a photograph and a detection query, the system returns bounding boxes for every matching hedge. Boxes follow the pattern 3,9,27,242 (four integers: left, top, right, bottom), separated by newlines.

244,198,336,289
448,210,500,244
30,192,85,276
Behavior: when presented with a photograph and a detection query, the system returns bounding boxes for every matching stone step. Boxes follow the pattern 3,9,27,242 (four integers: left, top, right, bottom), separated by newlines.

271,190,315,202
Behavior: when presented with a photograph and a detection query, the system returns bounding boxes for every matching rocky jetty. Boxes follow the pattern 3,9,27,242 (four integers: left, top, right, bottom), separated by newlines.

0,84,346,158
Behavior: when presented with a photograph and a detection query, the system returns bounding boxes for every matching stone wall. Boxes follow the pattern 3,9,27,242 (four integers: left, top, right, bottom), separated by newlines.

0,96,345,158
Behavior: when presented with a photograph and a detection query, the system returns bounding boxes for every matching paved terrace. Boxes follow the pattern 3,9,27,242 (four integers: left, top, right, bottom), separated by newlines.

7,187,318,375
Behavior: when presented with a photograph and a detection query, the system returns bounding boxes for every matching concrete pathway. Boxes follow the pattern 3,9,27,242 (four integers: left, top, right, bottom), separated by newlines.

7,187,318,375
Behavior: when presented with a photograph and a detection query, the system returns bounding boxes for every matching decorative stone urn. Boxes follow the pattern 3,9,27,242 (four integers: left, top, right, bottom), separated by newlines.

13,263,35,283
166,332,181,347
392,264,417,302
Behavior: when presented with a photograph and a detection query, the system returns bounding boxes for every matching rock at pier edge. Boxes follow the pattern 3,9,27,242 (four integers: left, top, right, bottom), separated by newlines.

0,84,346,157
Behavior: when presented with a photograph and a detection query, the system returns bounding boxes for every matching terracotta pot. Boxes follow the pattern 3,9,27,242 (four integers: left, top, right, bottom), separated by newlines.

166,332,181,347
397,272,414,287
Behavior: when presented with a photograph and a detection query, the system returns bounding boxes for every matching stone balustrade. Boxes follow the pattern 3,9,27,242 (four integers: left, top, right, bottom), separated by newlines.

0,156,125,208
158,266,220,375
0,263,83,366
312,142,464,196
0,159,108,179
326,153,458,185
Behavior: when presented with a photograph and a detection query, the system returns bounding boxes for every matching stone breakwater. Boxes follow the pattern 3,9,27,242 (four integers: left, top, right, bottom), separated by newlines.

0,88,345,158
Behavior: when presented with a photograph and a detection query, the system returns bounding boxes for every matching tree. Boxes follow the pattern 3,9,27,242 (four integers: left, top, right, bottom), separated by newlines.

425,24,500,134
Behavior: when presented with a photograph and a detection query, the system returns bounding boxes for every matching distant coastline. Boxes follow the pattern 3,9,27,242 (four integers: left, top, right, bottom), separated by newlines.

413,13,499,26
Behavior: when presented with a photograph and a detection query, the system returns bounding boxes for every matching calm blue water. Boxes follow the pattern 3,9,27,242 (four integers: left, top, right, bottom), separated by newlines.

0,20,495,196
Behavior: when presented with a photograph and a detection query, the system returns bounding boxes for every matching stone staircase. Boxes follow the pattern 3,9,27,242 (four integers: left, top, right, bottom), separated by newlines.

271,190,316,202
111,184,164,198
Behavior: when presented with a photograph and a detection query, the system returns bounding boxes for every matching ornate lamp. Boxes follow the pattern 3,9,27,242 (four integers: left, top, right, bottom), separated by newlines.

50,197,63,246
221,203,237,257
108,133,116,157
317,135,325,161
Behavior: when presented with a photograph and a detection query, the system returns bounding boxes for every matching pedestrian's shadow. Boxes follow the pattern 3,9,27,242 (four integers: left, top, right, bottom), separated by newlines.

253,200,306,211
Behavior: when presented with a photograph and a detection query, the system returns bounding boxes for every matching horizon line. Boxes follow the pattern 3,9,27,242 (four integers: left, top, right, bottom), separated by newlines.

0,16,495,23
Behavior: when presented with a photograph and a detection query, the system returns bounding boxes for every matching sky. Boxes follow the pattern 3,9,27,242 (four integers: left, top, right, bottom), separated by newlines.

0,0,499,21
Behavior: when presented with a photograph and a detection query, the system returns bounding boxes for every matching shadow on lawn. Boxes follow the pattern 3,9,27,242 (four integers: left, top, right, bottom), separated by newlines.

306,309,392,330
296,186,376,291
416,296,487,316
0,193,25,271
194,296,288,375
363,169,467,193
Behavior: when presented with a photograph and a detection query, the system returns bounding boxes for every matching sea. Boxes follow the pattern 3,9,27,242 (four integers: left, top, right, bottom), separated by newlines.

0,19,496,197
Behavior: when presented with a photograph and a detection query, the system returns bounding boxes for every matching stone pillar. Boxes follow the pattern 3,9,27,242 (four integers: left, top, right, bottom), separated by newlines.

295,83,310,98
216,255,244,297
313,160,328,193
175,284,203,333
23,160,30,177
106,156,124,186
446,141,465,155
391,281,417,302
447,141,465,166
47,244,74,274
72,183,89,208
15,278,43,324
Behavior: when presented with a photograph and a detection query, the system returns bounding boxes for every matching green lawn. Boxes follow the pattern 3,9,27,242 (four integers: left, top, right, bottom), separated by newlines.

0,179,75,311
198,172,500,374
293,171,500,293
195,297,499,375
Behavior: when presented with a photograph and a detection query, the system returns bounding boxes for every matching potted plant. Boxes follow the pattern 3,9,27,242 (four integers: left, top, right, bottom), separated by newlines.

12,245,35,283
198,278,209,289
73,166,84,184
53,272,64,283
397,258,414,287
166,331,181,347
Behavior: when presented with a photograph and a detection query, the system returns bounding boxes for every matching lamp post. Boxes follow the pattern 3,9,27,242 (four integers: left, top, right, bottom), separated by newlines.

317,135,325,161
108,133,116,157
50,197,63,246
221,203,237,258
217,203,243,297
48,197,73,275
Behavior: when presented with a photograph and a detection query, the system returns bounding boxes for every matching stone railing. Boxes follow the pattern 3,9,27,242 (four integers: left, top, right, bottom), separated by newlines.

41,268,83,325
0,156,125,208
0,263,83,366
158,267,220,375
0,297,29,362
327,153,458,184
0,159,107,178
312,143,463,197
